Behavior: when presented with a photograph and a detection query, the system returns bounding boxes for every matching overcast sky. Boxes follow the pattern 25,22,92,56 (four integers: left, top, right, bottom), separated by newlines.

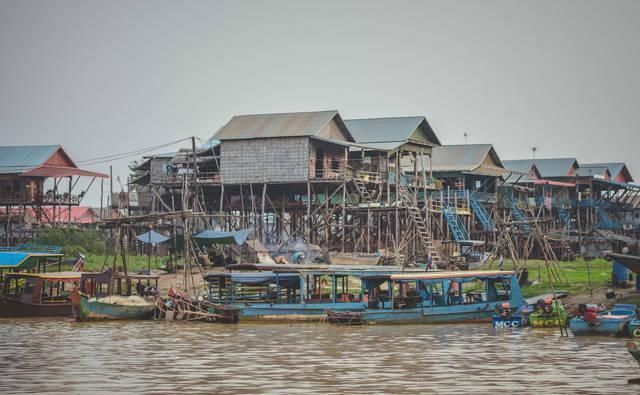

1,1,639,205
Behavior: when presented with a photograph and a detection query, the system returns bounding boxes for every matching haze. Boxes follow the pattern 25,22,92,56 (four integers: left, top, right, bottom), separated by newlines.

1,0,639,205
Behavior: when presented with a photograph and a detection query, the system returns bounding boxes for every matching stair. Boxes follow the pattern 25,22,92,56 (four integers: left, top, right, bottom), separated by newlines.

596,206,617,229
352,175,374,203
470,194,494,232
442,200,469,242
396,180,441,263
558,239,576,260
557,207,571,230
505,198,530,233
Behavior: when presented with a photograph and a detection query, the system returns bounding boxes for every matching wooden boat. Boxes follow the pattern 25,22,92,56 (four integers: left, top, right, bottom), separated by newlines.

71,270,159,321
569,304,636,336
492,302,524,328
529,298,568,328
0,272,81,317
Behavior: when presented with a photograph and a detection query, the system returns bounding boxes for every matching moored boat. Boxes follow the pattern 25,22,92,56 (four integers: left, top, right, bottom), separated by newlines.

492,302,524,328
529,297,568,328
569,304,636,336
71,270,159,321
0,271,81,317
629,318,640,338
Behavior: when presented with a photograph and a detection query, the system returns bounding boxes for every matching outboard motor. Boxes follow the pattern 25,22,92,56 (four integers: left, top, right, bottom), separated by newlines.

583,304,599,324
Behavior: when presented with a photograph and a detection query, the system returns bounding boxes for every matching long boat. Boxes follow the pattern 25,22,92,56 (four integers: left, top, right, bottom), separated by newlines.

204,263,422,322
71,270,159,321
332,270,526,324
0,271,81,317
569,304,637,336
205,264,525,324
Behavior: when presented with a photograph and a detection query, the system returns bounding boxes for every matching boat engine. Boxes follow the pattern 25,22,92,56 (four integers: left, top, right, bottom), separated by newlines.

578,303,599,324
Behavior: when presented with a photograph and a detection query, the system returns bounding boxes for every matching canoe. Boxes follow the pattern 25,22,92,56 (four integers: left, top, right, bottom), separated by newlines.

72,291,155,321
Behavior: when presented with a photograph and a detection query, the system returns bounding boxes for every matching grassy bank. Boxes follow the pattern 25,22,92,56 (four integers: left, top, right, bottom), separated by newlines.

500,258,613,298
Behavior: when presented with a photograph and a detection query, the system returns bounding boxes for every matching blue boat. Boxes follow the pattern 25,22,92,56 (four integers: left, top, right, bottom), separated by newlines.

492,302,524,328
204,264,421,322
339,270,526,324
569,304,637,336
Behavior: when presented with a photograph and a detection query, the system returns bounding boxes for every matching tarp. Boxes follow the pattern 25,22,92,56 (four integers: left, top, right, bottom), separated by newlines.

136,230,172,245
194,229,251,245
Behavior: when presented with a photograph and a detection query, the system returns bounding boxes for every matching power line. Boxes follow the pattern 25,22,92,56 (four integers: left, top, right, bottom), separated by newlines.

77,137,195,166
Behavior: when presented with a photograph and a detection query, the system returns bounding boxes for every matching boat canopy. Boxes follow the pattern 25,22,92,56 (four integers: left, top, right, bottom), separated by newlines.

5,271,81,281
390,270,515,282
0,251,64,270
205,271,300,288
194,229,251,245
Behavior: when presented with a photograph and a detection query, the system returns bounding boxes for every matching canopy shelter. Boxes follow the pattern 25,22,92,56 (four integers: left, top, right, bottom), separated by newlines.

0,251,64,279
204,271,300,289
194,229,251,245
136,230,172,245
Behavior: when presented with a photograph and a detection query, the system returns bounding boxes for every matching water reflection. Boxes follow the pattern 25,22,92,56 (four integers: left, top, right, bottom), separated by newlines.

0,319,638,394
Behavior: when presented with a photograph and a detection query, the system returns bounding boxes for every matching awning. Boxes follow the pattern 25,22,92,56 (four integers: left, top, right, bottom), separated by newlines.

136,230,172,245
22,165,108,178
194,229,251,245
0,251,63,270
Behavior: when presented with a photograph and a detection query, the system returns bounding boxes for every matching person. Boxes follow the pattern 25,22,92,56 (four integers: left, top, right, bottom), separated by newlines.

291,251,305,265
426,253,434,271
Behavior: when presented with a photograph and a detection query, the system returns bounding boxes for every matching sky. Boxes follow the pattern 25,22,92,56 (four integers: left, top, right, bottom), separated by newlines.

1,0,639,206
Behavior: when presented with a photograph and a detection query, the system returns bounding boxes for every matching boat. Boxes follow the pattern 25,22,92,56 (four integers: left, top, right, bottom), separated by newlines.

329,252,380,266
71,270,159,321
629,318,640,338
329,270,527,325
492,302,524,328
569,304,636,336
529,297,568,328
204,263,422,322
0,271,81,317
325,310,364,325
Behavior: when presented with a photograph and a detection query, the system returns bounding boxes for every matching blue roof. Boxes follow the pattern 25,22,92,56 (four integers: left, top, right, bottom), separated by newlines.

194,229,251,245
136,230,172,244
0,145,60,175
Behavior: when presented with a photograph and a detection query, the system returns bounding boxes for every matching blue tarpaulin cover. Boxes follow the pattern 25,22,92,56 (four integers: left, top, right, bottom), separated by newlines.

194,229,251,245
136,230,172,244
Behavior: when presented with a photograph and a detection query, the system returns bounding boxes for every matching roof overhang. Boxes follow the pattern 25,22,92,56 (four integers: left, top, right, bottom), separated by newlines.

21,165,108,178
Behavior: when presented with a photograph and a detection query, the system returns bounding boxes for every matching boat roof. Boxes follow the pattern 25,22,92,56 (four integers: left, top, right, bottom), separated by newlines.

224,263,422,276
5,271,83,280
79,271,161,280
0,251,64,270
389,270,515,281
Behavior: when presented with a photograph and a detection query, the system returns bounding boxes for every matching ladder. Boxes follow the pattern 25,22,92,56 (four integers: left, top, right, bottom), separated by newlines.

558,239,576,260
596,206,616,229
505,198,530,233
470,194,494,232
557,207,571,230
352,174,374,203
396,181,441,263
442,200,469,242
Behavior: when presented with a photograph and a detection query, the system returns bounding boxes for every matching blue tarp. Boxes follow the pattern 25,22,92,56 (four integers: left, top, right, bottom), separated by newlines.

136,230,172,245
194,229,251,245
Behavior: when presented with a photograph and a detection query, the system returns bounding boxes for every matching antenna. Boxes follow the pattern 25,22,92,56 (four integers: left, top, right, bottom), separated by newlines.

532,146,537,159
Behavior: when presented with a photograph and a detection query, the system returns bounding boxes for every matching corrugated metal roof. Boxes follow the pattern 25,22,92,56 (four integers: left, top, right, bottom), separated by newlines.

581,162,633,182
0,145,59,174
502,160,535,174
503,158,578,178
429,144,502,172
344,116,441,147
576,165,610,178
213,110,354,141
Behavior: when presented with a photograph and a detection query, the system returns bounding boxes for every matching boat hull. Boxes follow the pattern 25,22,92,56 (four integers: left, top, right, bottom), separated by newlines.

238,302,367,322
569,317,631,336
493,315,524,328
358,303,496,324
629,319,640,338
0,298,72,318
74,295,155,321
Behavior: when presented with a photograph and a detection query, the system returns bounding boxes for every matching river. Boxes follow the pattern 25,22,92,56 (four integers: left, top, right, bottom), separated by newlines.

0,318,638,394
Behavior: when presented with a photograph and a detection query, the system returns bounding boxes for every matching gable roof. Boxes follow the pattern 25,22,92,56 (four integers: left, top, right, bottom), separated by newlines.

213,110,354,142
576,164,611,179
403,144,504,176
0,145,61,174
581,162,633,183
0,145,107,178
344,116,441,150
503,158,578,178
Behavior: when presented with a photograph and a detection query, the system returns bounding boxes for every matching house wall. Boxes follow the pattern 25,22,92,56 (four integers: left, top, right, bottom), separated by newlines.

309,140,348,179
220,137,310,184
149,158,172,184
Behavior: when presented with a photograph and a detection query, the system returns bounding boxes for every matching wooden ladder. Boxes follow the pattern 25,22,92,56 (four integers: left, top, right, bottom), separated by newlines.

397,182,441,263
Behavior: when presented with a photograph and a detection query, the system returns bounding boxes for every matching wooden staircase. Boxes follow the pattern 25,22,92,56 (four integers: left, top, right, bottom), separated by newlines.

397,181,441,263
352,175,374,203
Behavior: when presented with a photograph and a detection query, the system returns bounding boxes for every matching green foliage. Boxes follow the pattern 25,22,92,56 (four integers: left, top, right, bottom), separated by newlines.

34,228,108,255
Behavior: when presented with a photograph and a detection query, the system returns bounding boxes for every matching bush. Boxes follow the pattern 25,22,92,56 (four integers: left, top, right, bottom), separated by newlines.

34,228,108,255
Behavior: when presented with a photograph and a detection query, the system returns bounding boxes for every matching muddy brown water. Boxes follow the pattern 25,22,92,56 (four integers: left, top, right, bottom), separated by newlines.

0,319,638,394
